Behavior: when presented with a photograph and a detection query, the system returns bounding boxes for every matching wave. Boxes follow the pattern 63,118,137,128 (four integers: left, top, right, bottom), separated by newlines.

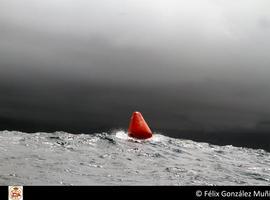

0,130,269,185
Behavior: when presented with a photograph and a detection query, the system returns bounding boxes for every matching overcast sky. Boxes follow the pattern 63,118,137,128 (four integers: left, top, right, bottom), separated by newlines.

0,0,270,84
0,1,270,142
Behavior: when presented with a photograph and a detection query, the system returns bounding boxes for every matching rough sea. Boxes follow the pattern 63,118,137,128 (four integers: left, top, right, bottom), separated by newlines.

0,130,269,185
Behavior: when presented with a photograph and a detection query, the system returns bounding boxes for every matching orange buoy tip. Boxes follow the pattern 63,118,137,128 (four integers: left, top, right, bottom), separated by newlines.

128,111,153,139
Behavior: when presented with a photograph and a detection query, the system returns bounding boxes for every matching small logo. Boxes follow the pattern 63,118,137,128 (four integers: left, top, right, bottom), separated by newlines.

9,186,23,200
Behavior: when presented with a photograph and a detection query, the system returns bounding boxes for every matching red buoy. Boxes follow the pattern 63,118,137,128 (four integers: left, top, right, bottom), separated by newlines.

128,111,153,139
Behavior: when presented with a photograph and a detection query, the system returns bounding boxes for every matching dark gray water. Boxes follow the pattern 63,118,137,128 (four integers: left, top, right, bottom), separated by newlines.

0,130,269,185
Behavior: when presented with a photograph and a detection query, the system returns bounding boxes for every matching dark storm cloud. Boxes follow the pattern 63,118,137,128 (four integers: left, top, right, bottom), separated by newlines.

0,0,270,150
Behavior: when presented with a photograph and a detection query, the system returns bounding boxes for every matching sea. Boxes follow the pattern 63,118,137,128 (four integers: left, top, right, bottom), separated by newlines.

0,130,269,185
